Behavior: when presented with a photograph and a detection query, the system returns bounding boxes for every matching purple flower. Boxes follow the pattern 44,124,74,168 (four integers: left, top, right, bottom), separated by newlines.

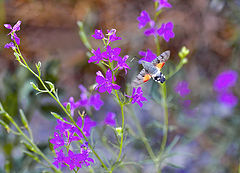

107,29,122,43
139,49,157,62
4,42,15,49
88,48,103,64
89,93,104,110
102,45,121,62
11,33,20,45
78,85,104,111
217,91,238,107
95,70,121,94
64,147,94,170
4,20,21,34
63,97,80,115
64,150,77,170
104,112,116,127
114,55,130,74
174,81,191,97
54,118,80,145
213,70,238,92
137,10,151,29
75,116,96,137
144,26,157,36
78,85,89,108
53,149,66,168
50,132,65,149
128,87,147,107
157,22,175,42
92,29,104,39
4,21,21,45
155,0,172,11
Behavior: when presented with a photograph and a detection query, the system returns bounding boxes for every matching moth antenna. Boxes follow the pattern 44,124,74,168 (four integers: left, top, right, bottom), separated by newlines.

130,56,141,63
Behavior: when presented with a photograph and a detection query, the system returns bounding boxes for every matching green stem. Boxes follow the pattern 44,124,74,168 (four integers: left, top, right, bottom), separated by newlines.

155,36,161,55
166,59,185,80
128,107,156,162
109,61,126,172
116,104,124,161
157,82,168,171
2,111,61,173
12,41,109,171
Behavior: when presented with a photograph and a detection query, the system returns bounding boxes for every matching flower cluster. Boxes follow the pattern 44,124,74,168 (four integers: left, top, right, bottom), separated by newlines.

90,29,130,94
50,116,96,170
64,85,104,115
139,49,157,62
4,20,22,49
213,70,238,107
137,0,174,42
127,87,147,107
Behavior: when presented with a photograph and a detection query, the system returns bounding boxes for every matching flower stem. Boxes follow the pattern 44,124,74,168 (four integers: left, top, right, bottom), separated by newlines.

12,42,109,171
127,107,156,162
116,103,124,161
158,82,168,170
1,110,61,173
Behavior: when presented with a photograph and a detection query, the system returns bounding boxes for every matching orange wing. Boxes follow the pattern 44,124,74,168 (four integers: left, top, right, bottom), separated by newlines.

156,62,165,70
132,69,151,87
143,74,151,82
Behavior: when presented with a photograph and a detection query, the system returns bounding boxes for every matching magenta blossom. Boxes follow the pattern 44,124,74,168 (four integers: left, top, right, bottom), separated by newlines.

175,81,191,97
78,85,104,111
75,116,96,137
139,49,157,62
213,70,238,92
53,149,66,168
63,97,80,115
114,55,130,74
128,87,147,107
4,20,21,34
144,26,157,37
95,70,121,94
63,147,94,170
92,29,104,40
154,0,172,11
4,21,21,46
88,48,104,64
104,112,116,127
89,93,104,110
102,45,121,62
4,42,15,49
107,29,122,43
217,91,238,108
137,10,151,29
157,22,175,42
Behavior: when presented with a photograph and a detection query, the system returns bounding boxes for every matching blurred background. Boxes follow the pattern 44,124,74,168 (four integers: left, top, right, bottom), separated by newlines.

0,0,240,172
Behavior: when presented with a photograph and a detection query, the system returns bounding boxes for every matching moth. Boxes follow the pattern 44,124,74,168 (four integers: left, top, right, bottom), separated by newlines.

132,50,170,87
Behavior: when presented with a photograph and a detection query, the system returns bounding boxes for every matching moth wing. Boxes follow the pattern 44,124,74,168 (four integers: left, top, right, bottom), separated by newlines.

132,69,151,87
151,50,170,70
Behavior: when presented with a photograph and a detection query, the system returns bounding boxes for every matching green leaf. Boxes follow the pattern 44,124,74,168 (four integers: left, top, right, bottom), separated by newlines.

35,61,41,76
66,103,71,115
166,162,184,169
0,119,10,132
165,136,180,154
23,151,40,162
45,81,55,92
30,82,40,91
77,21,92,50
20,140,35,152
19,109,29,129
51,112,63,121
